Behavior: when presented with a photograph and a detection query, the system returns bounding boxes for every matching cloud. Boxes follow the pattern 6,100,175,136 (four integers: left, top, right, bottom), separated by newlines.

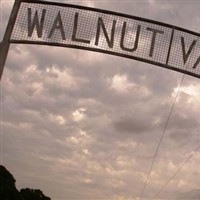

72,107,87,122
113,116,152,134
1,1,200,200
110,74,135,93
177,189,200,200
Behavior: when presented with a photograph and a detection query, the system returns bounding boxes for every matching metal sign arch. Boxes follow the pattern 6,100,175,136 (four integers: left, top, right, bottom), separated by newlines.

1,0,200,80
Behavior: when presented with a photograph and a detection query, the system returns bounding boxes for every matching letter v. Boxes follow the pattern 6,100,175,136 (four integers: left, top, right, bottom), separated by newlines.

181,36,197,64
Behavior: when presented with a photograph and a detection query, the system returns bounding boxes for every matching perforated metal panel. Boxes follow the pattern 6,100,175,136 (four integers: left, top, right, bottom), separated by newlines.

10,0,200,78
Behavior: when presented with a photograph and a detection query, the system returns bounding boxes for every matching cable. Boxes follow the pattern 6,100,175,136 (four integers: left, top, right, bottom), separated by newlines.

151,30,200,200
153,143,200,200
139,74,185,200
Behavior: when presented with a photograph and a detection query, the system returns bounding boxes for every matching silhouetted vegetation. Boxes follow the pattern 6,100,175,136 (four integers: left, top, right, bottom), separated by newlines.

0,165,51,200
0,165,22,200
20,188,51,200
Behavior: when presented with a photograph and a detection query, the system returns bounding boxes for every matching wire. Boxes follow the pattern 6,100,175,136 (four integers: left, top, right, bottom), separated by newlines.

139,74,185,200
153,143,200,200
151,30,200,199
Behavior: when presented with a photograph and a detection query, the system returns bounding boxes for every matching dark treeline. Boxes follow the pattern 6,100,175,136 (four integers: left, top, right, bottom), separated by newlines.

0,165,51,200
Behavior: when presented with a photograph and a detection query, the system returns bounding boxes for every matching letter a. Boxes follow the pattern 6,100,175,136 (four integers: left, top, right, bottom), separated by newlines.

48,11,66,40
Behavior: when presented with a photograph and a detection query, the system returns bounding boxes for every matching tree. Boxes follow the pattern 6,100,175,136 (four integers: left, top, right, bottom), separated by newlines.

0,165,22,200
20,188,51,200
0,165,51,200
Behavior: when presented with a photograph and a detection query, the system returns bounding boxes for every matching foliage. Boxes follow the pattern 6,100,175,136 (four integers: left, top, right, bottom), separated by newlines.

0,165,51,200
20,188,51,200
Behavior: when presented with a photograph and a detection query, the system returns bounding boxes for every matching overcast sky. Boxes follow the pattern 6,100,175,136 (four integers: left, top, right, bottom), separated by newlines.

1,0,200,200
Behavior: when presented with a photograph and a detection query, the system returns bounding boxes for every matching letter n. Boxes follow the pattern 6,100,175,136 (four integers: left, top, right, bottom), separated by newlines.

95,17,116,48
28,8,46,38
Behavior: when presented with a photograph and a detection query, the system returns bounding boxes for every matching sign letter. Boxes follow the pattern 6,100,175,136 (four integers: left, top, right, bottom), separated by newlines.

28,8,46,38
48,11,66,40
72,13,90,44
181,37,197,64
120,23,141,52
147,27,164,57
95,17,116,48
193,56,200,69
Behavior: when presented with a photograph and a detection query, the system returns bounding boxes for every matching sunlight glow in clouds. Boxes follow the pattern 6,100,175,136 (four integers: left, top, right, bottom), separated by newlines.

172,83,200,105
72,108,87,122
49,114,66,125
46,66,78,89
173,84,199,97
67,129,91,146
110,74,135,93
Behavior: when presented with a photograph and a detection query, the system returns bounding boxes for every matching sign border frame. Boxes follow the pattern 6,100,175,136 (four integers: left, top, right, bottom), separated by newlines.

8,0,200,79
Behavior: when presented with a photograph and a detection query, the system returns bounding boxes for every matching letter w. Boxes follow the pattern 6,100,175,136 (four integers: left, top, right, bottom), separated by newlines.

28,8,46,38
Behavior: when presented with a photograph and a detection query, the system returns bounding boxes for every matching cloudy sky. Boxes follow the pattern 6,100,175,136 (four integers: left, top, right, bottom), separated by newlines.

1,0,200,200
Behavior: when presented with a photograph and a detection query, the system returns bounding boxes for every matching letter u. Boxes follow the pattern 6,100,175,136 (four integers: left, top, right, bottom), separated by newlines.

120,22,141,52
